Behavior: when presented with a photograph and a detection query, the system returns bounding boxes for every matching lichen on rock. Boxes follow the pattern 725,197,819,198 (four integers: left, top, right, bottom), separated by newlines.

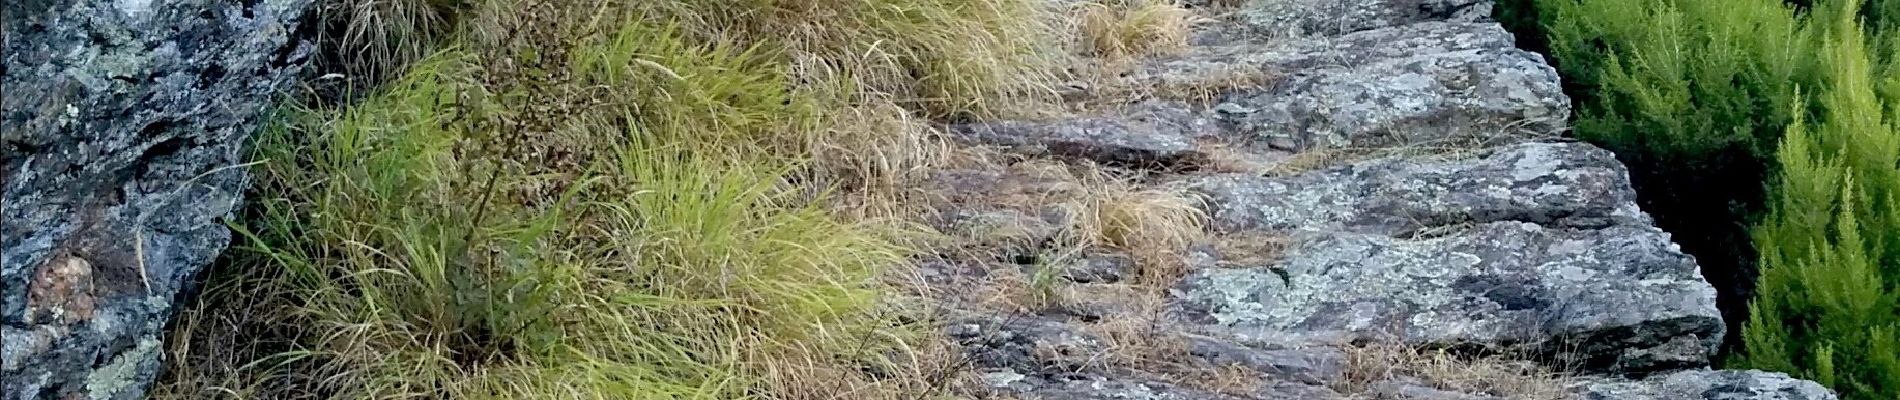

1,0,315,398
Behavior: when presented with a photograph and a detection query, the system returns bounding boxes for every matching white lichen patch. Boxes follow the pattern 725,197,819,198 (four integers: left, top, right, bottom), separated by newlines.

84,337,158,400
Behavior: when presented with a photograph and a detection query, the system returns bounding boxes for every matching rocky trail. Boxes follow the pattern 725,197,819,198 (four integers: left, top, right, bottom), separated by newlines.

917,1,1836,399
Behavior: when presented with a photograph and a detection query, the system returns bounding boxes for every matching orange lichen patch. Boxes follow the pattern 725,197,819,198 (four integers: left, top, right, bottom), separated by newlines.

28,255,97,325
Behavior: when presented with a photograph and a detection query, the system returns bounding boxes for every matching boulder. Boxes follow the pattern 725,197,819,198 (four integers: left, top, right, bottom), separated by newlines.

962,22,1566,166
1192,142,1649,235
1235,0,1495,38
1178,143,1724,373
1142,22,1568,151
949,101,1216,169
1574,369,1838,400
1,0,314,399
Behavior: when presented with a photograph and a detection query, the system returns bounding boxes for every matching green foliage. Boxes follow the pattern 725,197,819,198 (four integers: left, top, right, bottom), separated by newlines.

230,37,910,397
155,0,1042,395
621,0,1069,119
1509,0,1827,354
314,0,473,92
1741,5,1900,397
1504,0,1900,397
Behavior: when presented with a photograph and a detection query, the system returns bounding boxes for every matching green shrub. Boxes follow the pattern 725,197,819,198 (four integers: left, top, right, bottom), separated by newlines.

1509,0,1822,350
1740,4,1900,397
1504,0,1900,396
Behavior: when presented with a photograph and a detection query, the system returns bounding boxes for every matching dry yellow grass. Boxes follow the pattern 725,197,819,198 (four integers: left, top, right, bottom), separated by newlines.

1074,175,1207,285
631,0,1074,118
1149,64,1282,104
1212,231,1292,267
1335,344,1571,400
1076,285,1186,364
1076,0,1199,62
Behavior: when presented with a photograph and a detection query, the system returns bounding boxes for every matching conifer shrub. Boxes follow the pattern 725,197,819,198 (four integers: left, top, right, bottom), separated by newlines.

1502,0,1821,350
1500,0,1900,397
1739,4,1900,398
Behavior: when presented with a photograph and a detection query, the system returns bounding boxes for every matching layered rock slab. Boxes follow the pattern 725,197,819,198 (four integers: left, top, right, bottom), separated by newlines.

1193,142,1647,235
1178,143,1723,374
953,22,1567,169
1183,22,1568,151
1575,369,1838,400
2,0,314,399
1240,0,1492,37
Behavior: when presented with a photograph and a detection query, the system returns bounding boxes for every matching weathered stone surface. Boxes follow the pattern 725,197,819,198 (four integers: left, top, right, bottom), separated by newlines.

923,2,1837,399
1064,252,1138,284
1,0,314,399
1235,0,1494,38
1185,336,1347,383
1367,377,1501,400
1193,142,1649,235
948,314,1349,399
979,372,1253,400
1574,369,1838,400
947,315,1113,374
1141,22,1567,151
1177,143,1722,373
949,101,1216,169
1177,222,1722,373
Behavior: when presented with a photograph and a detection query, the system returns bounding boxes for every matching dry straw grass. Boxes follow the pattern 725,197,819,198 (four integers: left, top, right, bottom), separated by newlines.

1072,172,1207,285
1335,343,1571,400
1076,0,1198,62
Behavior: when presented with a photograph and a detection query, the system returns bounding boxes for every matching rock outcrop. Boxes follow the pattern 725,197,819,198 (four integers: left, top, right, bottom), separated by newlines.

1575,370,1837,400
1178,143,1724,374
927,0,1838,399
1,1,314,399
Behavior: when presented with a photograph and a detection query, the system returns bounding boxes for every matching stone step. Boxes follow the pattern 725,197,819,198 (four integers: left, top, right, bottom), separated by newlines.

1191,142,1645,235
946,101,1216,169
1574,369,1837,400
1148,22,1569,152
1193,0,1495,45
947,314,1353,399
1178,221,1722,373
950,22,1567,169
1174,142,1724,374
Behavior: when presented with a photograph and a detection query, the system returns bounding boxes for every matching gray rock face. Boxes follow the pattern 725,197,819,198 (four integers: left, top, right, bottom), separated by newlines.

1234,0,1494,38
1575,369,1838,400
949,314,1350,400
1184,336,1347,384
949,101,1216,169
1193,143,1648,235
1178,143,1722,373
1367,377,1503,400
1,0,314,399
927,1,1836,399
971,21,1567,167
1173,22,1568,151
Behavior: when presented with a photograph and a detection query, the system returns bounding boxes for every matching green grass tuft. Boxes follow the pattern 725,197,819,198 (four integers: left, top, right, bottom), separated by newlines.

152,0,1066,396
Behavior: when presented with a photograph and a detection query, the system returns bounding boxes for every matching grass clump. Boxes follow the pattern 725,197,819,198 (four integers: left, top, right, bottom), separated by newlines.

622,0,1070,119
313,0,473,92
155,0,1070,397
1075,0,1197,62
1335,344,1569,400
